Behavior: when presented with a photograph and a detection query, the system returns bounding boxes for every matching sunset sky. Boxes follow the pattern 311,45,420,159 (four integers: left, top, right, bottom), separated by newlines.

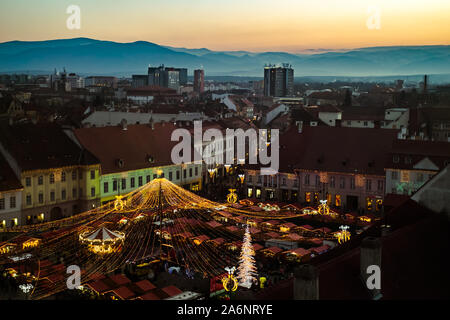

1,0,449,52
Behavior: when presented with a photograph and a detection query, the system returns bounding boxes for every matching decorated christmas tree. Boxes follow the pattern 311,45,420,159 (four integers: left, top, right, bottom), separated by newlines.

236,225,258,288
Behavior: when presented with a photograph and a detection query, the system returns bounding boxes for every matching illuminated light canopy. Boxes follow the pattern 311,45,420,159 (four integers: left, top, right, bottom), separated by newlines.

79,227,125,254
335,225,351,244
318,200,330,215
227,189,238,204
114,195,126,211
222,266,238,292
207,168,215,178
238,174,245,184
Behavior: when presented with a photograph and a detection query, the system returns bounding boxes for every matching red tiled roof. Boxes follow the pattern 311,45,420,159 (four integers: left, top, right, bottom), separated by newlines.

385,139,450,170
206,221,222,228
265,246,283,254
285,233,301,240
87,280,111,293
265,232,280,238
111,286,135,300
161,285,183,297
74,123,197,174
134,280,156,293
253,243,264,251
139,291,161,300
0,123,99,171
108,274,131,286
279,125,398,175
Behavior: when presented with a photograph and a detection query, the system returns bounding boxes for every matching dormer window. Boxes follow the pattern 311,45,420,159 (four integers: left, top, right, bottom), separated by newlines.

405,156,412,164
393,155,399,163
117,159,125,168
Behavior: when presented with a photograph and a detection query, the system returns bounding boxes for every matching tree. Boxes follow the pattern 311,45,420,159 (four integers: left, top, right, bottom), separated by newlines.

236,225,258,288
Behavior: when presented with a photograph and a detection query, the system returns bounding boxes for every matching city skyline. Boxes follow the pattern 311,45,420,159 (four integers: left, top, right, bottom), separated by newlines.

1,0,449,53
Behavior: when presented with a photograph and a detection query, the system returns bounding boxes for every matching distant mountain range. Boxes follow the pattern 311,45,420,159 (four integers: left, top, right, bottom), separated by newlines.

0,38,449,78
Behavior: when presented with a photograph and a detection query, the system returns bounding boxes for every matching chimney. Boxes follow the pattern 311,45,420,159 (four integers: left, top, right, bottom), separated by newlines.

120,119,127,131
296,120,303,133
293,264,319,300
360,237,382,300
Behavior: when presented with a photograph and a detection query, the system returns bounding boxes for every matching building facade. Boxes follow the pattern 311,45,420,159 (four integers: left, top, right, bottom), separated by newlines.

264,64,294,97
0,124,101,226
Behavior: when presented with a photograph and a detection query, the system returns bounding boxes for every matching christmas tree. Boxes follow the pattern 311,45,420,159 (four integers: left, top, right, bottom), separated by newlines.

236,225,258,288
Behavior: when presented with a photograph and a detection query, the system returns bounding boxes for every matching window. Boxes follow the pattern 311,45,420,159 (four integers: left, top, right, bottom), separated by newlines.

189,168,193,177
38,176,43,185
335,194,341,207
257,175,262,184
113,180,117,191
183,169,187,179
122,179,126,190
79,171,82,179
248,175,253,183
25,177,31,187
169,172,173,181
61,171,66,182
330,176,335,188
72,188,77,198
366,179,372,191
79,188,83,197
340,177,345,189
392,171,399,180
247,188,253,198
0,199,4,210
26,195,32,206
350,177,355,190
138,176,143,186
72,171,77,180
282,178,286,186
10,196,16,209
377,180,383,192
405,156,412,164
49,173,55,184
104,182,109,193
39,193,44,204
130,177,135,188
61,189,66,200
315,175,320,187
146,175,151,183
90,170,95,180
364,121,368,126
305,192,311,203
153,174,157,179
50,191,55,202
293,178,298,187
195,166,198,176
304,174,310,185
91,187,95,197
393,155,399,163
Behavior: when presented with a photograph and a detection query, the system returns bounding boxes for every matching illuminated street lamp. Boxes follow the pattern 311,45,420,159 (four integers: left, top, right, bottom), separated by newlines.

238,174,245,184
